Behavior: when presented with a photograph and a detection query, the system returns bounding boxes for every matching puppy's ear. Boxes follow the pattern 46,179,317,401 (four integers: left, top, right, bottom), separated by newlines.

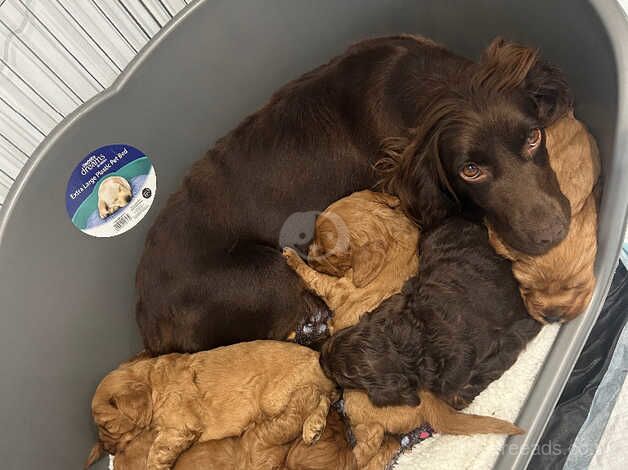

84,442,104,469
366,373,421,407
524,60,573,126
486,222,518,261
98,199,109,219
372,192,401,209
309,212,352,276
111,383,153,429
352,240,387,288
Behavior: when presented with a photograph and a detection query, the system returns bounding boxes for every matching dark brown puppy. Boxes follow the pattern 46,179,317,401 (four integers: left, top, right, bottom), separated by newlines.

320,217,542,409
136,35,569,355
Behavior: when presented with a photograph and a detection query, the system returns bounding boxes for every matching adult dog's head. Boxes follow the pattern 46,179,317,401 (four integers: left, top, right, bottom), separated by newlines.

89,363,152,457
380,38,571,255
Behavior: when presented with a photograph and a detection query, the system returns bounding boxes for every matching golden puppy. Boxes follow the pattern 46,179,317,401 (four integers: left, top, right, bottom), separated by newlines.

285,190,521,468
86,341,336,470
285,410,400,470
113,424,289,470
488,112,600,323
287,190,419,332
97,175,132,218
342,390,521,467
113,410,392,470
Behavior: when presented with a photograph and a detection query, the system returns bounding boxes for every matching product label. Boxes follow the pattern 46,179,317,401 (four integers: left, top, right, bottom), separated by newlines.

65,144,156,237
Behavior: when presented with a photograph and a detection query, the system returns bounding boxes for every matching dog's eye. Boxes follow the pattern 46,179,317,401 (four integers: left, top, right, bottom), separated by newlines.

460,162,482,181
527,128,542,149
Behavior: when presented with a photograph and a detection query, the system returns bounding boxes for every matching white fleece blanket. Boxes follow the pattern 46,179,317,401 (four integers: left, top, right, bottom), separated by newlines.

396,324,560,470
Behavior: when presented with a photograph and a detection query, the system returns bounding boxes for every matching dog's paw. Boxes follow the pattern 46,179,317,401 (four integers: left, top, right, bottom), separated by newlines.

302,413,326,445
282,247,303,269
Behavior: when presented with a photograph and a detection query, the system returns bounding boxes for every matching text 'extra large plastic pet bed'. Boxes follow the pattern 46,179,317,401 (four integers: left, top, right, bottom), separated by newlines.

0,1,626,469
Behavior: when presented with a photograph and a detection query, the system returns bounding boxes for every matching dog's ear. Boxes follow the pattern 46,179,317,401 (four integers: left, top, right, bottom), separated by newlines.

485,222,518,261
84,442,104,469
371,192,401,209
398,136,457,229
98,199,109,219
524,60,573,126
479,37,572,125
309,212,352,276
366,373,421,407
479,37,539,91
378,96,459,229
352,240,387,288
113,383,153,429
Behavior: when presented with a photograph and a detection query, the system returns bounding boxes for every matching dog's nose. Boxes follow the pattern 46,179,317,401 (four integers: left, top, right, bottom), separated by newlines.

541,308,564,323
532,221,568,247
125,195,132,203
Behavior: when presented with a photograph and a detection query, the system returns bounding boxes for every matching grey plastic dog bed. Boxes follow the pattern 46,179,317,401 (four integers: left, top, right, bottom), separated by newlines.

0,1,626,469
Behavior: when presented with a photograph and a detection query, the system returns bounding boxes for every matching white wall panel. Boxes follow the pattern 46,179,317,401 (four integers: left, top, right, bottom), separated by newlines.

0,0,188,209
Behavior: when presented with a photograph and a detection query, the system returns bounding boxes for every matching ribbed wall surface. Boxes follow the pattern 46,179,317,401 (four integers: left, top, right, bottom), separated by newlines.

0,0,188,208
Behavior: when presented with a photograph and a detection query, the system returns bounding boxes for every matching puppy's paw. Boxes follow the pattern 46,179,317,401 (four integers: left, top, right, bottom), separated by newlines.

283,247,304,269
302,413,326,445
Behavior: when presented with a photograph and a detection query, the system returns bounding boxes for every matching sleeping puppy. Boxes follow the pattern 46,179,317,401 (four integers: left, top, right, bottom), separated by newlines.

319,217,541,463
341,390,521,467
285,193,522,467
286,190,419,333
113,409,395,470
488,113,600,323
285,409,400,470
97,175,132,218
85,341,336,470
112,424,290,470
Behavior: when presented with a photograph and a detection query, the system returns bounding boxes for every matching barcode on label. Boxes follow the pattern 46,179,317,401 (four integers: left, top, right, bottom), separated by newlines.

113,214,132,232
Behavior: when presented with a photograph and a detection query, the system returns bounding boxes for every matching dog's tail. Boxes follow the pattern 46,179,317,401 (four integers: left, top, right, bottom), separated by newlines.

419,391,523,435
84,442,105,469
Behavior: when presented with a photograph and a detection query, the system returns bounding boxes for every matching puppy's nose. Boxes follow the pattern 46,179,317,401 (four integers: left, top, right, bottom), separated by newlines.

125,195,132,203
541,308,564,323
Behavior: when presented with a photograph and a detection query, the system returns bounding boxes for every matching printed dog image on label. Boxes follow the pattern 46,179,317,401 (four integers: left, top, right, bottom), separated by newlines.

65,144,157,237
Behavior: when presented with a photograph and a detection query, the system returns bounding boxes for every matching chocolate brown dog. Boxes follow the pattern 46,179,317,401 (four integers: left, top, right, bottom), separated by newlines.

136,35,571,355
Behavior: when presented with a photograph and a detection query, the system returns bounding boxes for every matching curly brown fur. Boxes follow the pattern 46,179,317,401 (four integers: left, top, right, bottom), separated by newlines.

136,35,571,355
320,218,542,411
488,113,600,323
86,341,336,469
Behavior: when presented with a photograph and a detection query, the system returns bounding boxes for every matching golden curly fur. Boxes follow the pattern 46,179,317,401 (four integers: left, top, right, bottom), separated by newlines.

112,424,291,470
488,112,600,323
286,190,419,333
285,410,400,470
86,341,336,470
112,410,397,470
